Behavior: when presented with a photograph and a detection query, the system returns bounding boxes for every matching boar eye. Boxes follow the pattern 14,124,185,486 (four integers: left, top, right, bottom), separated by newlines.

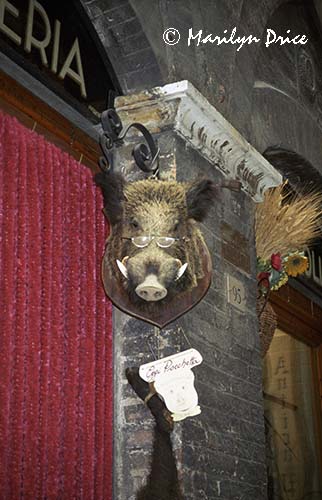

130,219,140,229
173,220,180,232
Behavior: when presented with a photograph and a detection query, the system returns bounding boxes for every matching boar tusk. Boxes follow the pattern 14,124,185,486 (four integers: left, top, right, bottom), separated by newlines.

116,259,128,279
176,262,188,280
122,256,129,266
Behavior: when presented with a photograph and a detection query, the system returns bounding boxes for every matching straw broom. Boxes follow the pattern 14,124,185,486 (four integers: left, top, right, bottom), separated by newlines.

255,182,322,261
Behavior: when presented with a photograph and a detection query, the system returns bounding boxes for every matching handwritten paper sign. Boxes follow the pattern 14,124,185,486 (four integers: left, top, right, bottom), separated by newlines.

139,348,202,382
140,349,203,421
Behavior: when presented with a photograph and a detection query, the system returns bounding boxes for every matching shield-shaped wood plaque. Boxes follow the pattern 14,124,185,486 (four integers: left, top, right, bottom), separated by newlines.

101,238,212,328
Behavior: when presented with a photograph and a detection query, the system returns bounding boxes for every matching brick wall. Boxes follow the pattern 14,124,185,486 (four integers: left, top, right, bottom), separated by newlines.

176,138,266,499
112,133,267,500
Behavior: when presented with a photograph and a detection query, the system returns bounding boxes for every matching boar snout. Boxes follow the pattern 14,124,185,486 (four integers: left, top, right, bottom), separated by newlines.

135,275,167,302
119,251,188,302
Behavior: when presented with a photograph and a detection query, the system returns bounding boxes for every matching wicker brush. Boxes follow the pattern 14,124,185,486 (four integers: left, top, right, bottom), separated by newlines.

256,295,277,357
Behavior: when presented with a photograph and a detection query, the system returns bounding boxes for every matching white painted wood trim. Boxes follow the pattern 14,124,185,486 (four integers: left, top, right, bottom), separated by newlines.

115,80,282,201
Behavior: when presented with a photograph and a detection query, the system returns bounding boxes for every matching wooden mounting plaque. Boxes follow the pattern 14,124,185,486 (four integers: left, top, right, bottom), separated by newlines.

101,239,212,328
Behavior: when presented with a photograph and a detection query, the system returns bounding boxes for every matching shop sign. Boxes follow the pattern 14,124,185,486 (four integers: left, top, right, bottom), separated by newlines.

0,0,119,122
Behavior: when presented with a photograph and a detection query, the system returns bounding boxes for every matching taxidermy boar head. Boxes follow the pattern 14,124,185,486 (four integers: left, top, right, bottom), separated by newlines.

95,171,215,324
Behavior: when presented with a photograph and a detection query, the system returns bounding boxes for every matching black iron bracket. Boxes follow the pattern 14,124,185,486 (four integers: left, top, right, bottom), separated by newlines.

98,108,160,177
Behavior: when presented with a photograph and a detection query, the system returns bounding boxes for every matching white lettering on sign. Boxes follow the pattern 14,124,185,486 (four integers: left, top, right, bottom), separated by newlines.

25,0,51,66
51,19,60,74
0,0,87,98
305,247,322,288
0,0,21,45
139,348,203,383
59,38,86,98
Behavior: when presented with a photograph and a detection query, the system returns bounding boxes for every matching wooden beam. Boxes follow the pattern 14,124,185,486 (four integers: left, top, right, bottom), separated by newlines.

269,284,322,347
0,70,101,173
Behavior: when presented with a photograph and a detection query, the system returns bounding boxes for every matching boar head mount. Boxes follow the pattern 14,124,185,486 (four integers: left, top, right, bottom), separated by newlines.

95,171,215,327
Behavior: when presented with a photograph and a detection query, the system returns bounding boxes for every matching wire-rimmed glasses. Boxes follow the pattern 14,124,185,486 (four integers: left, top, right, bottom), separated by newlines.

121,235,189,248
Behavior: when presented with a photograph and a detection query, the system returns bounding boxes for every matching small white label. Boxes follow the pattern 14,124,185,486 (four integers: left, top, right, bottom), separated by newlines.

227,274,246,312
139,348,202,383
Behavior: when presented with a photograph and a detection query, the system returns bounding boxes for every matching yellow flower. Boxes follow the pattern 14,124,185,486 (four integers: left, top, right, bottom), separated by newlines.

285,254,308,277
271,273,289,291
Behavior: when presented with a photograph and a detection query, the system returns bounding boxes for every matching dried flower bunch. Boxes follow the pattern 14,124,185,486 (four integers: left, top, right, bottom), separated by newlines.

257,251,309,291
255,182,321,292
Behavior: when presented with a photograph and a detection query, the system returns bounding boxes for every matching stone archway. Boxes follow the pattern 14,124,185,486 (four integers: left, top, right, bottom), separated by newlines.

79,0,164,94
249,0,322,173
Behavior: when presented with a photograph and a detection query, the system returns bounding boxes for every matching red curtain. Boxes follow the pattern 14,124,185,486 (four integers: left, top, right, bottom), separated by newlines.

0,111,113,500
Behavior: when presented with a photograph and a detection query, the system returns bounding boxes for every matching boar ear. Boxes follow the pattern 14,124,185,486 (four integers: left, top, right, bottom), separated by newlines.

94,171,126,224
186,179,216,221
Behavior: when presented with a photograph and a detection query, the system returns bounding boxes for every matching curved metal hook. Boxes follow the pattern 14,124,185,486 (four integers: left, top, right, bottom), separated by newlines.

98,109,159,176
98,133,114,172
101,109,123,141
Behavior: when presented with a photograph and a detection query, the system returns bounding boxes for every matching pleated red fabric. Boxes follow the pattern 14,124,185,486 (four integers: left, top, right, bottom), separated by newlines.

0,111,113,500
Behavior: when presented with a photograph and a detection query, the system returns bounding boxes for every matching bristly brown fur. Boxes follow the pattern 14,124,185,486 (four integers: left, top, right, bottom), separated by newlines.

126,368,184,500
94,171,125,224
125,179,188,214
186,179,217,221
96,173,215,310
136,427,184,500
